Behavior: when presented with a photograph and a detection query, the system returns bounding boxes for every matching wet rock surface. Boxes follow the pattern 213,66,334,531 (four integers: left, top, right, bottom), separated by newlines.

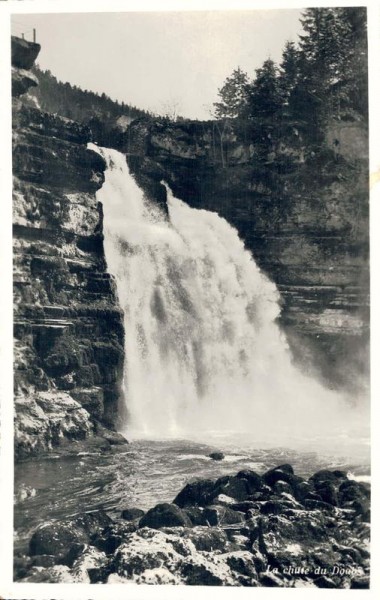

15,465,370,587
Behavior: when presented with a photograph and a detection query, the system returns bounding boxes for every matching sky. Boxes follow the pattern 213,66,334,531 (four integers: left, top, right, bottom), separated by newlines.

11,10,303,119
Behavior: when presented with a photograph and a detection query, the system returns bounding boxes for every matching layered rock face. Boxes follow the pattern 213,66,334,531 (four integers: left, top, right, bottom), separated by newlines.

124,118,369,392
12,37,124,458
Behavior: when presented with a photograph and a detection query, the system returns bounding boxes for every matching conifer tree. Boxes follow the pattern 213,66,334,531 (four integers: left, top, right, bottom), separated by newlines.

247,59,282,121
213,67,250,119
279,41,300,107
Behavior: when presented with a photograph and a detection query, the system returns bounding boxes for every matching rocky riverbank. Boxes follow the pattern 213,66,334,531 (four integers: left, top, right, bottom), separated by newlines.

14,464,370,588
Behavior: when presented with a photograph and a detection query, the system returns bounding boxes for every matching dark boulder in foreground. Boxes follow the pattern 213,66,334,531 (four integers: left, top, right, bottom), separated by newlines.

17,466,370,587
139,503,192,529
29,511,111,561
121,507,145,522
173,478,217,508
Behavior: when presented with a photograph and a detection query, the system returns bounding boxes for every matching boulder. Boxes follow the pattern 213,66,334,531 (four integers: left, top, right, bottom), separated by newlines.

29,511,111,560
184,506,208,526
139,503,192,529
203,505,245,526
31,554,56,568
209,451,225,461
262,465,301,489
173,478,216,508
309,469,347,485
231,501,258,514
313,481,339,506
338,480,370,505
110,528,240,585
29,522,88,560
182,527,229,551
304,499,336,513
93,521,139,554
121,507,145,521
260,500,290,515
214,475,251,502
236,470,264,493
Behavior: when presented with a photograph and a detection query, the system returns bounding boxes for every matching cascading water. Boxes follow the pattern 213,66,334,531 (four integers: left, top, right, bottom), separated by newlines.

91,145,368,446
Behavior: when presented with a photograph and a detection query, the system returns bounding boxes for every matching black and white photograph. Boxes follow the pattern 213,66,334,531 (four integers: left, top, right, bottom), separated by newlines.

0,0,378,595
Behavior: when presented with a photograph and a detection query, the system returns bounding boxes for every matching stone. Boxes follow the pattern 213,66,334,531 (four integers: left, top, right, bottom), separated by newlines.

260,500,289,515
203,505,245,526
313,481,339,506
214,475,251,502
29,522,88,560
209,451,225,461
226,551,258,582
231,501,258,514
14,555,32,580
14,391,94,460
121,507,145,521
139,503,192,529
310,469,347,485
183,506,207,526
18,565,77,583
236,470,264,493
339,480,370,504
273,479,294,495
96,423,128,445
173,478,216,508
262,465,298,487
70,546,109,583
304,499,336,513
29,511,111,559
182,527,229,552
93,521,139,554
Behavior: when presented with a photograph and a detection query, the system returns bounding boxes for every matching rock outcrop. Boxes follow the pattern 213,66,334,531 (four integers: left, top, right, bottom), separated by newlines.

123,118,369,392
12,36,125,458
15,465,370,587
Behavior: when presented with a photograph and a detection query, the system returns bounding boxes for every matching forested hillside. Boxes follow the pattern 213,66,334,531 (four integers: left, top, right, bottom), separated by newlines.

30,65,153,145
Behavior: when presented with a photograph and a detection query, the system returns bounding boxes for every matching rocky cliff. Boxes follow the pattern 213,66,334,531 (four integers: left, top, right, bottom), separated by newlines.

124,118,369,393
12,36,125,459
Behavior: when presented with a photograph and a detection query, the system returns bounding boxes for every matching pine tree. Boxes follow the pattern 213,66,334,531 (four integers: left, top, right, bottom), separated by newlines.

336,7,368,118
279,41,300,107
247,59,282,121
213,67,250,119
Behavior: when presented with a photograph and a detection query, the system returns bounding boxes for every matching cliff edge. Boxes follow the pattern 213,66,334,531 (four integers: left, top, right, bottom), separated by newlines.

12,37,125,458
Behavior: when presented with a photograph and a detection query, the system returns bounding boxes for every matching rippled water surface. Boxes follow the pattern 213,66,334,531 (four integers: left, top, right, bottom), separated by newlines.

14,434,370,556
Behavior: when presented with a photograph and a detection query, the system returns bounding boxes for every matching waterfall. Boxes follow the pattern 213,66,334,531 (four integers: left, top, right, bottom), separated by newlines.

91,145,365,444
